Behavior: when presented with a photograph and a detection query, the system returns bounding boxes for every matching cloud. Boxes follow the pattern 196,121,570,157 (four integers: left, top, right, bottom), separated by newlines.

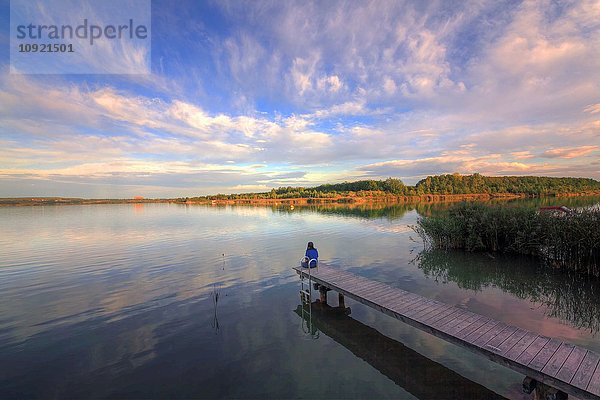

311,99,368,119
2,70,599,196
210,0,473,110
1,1,599,197
584,104,600,114
205,0,600,134
541,146,600,159
358,146,600,183
10,0,150,74
383,77,397,95
457,0,600,123
511,151,534,160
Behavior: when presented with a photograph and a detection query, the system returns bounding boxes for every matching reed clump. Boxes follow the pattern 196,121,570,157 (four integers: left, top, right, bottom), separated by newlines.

415,203,600,276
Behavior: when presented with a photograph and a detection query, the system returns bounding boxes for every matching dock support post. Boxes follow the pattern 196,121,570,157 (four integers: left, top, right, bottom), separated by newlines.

523,377,536,394
523,377,567,400
338,293,345,308
535,383,567,400
319,286,329,304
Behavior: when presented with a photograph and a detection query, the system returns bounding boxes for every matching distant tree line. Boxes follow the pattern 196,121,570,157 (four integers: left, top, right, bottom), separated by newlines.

313,177,406,193
178,174,600,201
414,174,600,195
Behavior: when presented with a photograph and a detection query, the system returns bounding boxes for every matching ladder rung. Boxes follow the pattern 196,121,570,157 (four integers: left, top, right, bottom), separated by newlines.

300,290,310,303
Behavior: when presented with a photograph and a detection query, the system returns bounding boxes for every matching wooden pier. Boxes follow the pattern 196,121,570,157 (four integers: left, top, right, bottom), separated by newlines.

294,265,600,400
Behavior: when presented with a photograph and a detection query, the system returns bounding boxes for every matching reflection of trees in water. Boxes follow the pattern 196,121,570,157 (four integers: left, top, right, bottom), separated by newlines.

272,203,459,221
502,195,600,209
415,250,600,334
272,195,600,220
273,203,416,220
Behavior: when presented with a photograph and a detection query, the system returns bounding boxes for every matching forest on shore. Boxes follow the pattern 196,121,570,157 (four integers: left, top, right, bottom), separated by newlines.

180,174,600,202
2,174,599,206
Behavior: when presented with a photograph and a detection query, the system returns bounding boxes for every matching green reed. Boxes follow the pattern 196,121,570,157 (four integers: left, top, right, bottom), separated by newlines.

415,203,600,276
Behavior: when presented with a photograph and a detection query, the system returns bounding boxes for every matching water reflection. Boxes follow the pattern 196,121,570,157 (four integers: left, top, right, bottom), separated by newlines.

1,200,599,398
502,195,600,209
275,195,600,220
415,250,600,334
274,203,416,221
211,284,220,334
271,201,471,220
294,302,506,400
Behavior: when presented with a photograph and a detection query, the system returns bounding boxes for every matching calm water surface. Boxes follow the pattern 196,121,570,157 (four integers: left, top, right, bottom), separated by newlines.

1,199,599,399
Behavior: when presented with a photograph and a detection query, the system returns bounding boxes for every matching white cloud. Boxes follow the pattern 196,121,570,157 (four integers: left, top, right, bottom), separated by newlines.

311,99,368,119
383,77,396,95
317,75,343,93
12,0,150,74
290,54,319,96
357,152,599,184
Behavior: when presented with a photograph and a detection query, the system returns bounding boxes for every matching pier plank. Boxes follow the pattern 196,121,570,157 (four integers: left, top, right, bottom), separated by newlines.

387,293,420,310
456,317,491,340
377,291,410,305
557,346,588,384
473,322,508,347
529,338,563,371
415,303,452,322
445,313,482,336
587,362,600,396
504,332,539,360
542,343,575,377
464,320,499,344
571,351,599,390
485,325,518,351
350,279,382,292
405,299,439,318
405,299,439,317
516,336,550,366
390,295,427,314
368,288,402,303
396,298,433,319
495,328,528,355
426,306,459,326
433,309,469,330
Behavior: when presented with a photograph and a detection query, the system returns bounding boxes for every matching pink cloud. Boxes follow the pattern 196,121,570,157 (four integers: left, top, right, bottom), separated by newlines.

541,145,600,159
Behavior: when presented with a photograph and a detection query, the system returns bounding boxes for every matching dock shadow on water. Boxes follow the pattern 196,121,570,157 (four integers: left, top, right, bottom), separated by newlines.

294,302,506,400
414,249,600,334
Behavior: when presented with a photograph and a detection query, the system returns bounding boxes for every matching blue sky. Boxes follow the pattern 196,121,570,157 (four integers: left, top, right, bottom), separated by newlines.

1,0,599,198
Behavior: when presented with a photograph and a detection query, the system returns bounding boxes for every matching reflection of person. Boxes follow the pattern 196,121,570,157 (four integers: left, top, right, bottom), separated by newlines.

301,241,319,268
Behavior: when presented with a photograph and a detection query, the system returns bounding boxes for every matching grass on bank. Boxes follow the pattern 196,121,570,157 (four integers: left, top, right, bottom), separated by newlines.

414,202,600,277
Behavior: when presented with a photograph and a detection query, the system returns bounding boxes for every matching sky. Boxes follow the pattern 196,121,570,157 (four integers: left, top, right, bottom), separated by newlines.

0,0,599,198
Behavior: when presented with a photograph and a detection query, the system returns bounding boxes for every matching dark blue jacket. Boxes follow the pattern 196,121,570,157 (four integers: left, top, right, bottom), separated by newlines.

305,248,318,264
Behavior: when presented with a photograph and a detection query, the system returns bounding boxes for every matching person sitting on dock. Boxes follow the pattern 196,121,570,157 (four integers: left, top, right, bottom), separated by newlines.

301,241,319,268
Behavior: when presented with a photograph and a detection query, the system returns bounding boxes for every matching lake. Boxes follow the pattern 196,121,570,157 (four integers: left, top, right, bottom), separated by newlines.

1,198,599,399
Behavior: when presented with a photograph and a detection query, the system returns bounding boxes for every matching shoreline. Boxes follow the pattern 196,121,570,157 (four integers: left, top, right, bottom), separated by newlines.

1,191,599,207
182,192,548,205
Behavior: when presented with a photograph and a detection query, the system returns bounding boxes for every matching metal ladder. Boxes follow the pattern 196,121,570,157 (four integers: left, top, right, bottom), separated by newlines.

299,257,319,338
